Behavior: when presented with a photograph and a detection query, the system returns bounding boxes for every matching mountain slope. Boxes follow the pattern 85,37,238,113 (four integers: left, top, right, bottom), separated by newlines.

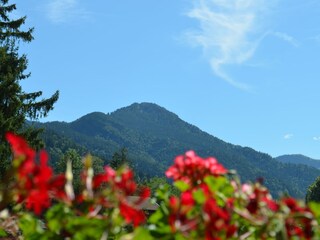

39,102,320,199
276,154,320,169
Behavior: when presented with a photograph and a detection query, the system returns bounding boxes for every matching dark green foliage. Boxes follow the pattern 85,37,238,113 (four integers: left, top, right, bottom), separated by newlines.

306,176,320,203
91,155,104,174
37,102,320,199
109,147,130,170
55,149,83,193
0,0,59,175
276,154,320,169
142,177,179,196
54,149,104,193
39,127,87,166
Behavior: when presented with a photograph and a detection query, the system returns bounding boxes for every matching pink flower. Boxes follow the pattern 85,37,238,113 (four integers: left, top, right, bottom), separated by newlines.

166,151,227,187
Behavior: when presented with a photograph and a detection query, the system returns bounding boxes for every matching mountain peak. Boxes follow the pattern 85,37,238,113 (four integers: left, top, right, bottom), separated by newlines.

39,102,320,199
114,102,177,117
111,102,181,127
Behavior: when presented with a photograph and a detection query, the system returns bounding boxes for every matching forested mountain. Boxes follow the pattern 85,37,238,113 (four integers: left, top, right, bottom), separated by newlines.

37,102,320,199
276,154,320,169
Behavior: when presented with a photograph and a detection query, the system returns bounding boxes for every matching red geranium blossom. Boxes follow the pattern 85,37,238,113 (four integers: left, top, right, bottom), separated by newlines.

119,201,146,226
6,133,65,215
282,197,314,239
166,151,227,187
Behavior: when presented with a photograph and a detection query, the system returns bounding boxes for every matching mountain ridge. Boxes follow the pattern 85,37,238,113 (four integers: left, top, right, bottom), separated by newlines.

38,102,320,199
276,154,320,169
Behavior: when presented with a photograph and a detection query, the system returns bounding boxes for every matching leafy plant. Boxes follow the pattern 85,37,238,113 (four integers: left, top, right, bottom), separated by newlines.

1,133,320,239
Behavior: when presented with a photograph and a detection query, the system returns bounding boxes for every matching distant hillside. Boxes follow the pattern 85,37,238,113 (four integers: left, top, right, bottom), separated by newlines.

38,102,320,199
276,154,320,169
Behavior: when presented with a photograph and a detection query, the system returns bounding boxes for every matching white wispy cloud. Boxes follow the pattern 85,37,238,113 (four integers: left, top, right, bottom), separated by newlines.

185,0,277,90
313,137,320,141
46,0,91,24
284,133,294,140
269,31,299,47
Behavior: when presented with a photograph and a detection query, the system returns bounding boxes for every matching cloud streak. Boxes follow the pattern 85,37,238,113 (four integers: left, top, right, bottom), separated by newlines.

185,0,276,90
284,133,293,140
269,31,299,47
46,0,91,24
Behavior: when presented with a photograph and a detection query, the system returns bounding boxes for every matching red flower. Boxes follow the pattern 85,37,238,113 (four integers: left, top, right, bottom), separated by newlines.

168,195,197,233
92,166,116,189
247,198,258,214
262,197,279,212
93,166,137,196
6,133,35,160
133,187,151,206
166,151,227,187
6,133,64,215
281,197,314,239
104,166,116,179
203,198,236,239
115,169,137,195
33,151,53,186
181,191,195,206
93,173,109,189
119,201,146,226
226,224,237,238
139,187,151,200
244,183,277,215
203,199,229,224
25,189,51,215
282,197,303,212
18,158,36,179
6,133,36,178
169,196,179,211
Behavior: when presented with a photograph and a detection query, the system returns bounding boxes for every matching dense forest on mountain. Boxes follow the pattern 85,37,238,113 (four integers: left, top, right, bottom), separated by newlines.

276,154,320,169
36,102,320,199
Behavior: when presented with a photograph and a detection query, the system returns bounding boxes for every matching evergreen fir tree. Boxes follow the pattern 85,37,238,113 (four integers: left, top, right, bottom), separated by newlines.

109,147,131,170
0,0,59,174
55,149,83,193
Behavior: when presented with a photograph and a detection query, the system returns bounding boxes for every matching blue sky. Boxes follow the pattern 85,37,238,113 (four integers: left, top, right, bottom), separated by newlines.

15,0,320,159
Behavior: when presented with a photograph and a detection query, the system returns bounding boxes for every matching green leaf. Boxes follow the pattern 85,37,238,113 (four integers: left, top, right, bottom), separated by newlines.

149,225,172,236
192,189,206,204
204,176,227,191
131,227,153,240
18,213,44,238
174,180,189,192
174,232,188,240
46,203,73,234
155,184,171,201
309,202,320,219
66,216,107,239
149,209,164,224
0,228,7,237
204,175,233,197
